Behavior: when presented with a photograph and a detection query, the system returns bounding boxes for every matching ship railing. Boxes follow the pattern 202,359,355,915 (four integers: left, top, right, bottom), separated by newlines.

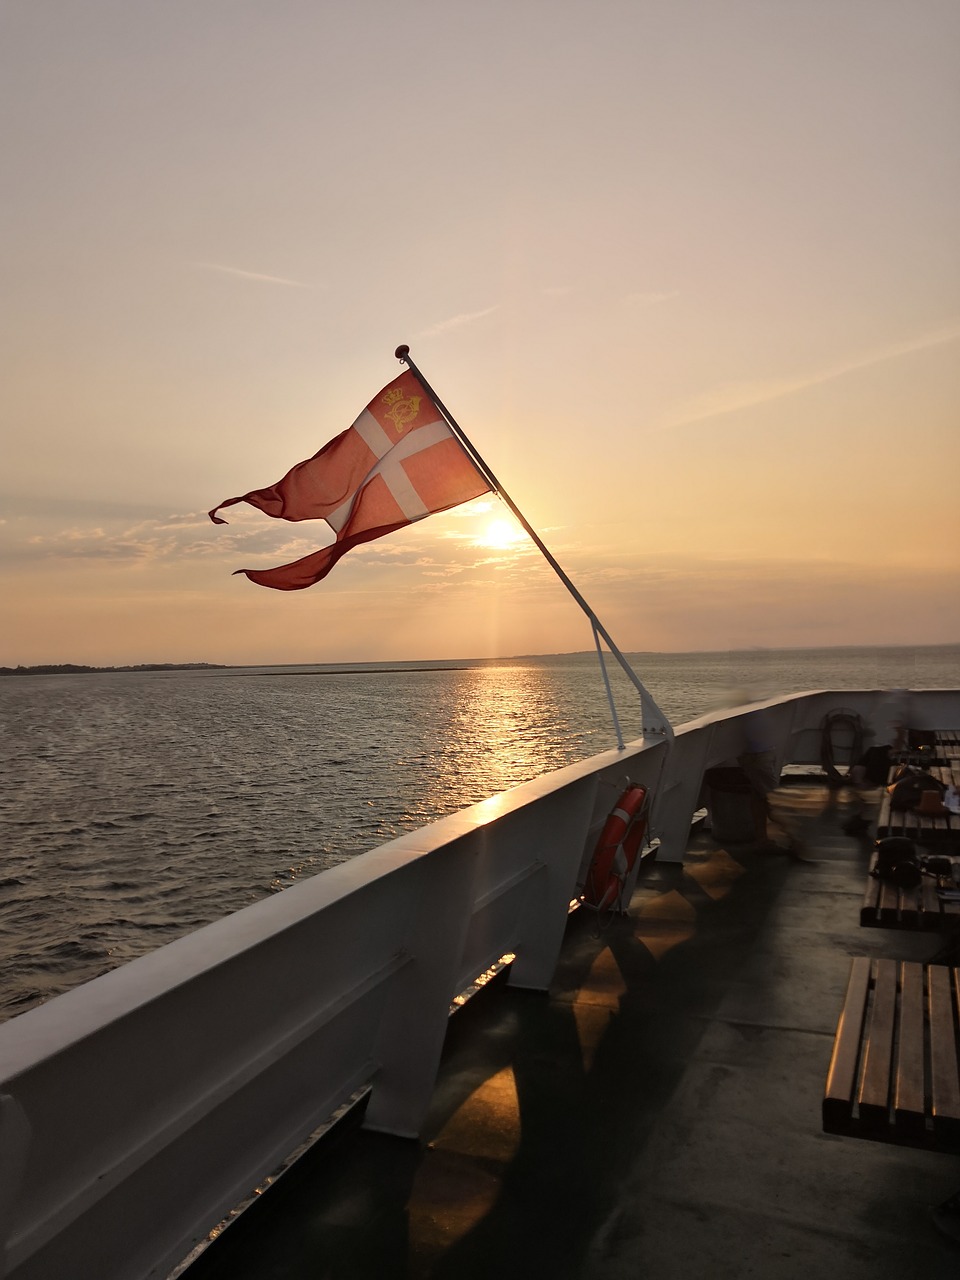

1,688,956,1280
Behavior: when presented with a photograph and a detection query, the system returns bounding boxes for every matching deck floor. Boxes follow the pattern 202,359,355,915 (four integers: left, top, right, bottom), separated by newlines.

186,782,960,1279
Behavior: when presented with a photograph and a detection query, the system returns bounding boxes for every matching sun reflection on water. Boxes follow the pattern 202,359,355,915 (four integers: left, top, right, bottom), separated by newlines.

402,663,594,824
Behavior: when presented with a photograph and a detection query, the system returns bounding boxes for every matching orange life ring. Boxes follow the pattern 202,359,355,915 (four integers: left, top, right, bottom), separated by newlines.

581,785,649,911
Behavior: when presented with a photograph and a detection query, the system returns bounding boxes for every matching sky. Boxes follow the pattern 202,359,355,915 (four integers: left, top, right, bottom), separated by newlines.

2,0,958,666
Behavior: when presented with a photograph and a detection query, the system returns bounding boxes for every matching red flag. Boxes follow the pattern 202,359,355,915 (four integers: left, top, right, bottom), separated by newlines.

210,370,492,590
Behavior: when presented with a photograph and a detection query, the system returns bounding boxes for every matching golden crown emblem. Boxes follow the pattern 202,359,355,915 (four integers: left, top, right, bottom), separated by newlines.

382,388,421,432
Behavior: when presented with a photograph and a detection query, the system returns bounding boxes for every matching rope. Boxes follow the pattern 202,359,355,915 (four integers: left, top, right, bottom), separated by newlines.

819,710,865,786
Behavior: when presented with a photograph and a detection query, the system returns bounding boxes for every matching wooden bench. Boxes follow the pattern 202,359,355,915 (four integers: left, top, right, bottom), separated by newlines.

861,852,960,930
876,763,960,845
824,958,960,1153
905,730,959,766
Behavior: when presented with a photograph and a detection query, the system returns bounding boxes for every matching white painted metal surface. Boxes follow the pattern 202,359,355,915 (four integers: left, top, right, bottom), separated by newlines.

1,689,956,1280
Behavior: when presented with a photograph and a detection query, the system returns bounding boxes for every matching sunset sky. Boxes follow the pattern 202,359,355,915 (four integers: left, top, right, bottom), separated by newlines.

3,1,958,666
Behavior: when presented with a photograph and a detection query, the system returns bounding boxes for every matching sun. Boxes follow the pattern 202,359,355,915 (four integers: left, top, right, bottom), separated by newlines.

478,518,524,550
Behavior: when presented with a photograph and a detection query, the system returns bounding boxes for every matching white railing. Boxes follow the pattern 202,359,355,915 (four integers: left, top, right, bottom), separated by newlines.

1,688,956,1280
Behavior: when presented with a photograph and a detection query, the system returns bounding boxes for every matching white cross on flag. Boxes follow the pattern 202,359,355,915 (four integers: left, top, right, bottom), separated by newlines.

210,371,492,589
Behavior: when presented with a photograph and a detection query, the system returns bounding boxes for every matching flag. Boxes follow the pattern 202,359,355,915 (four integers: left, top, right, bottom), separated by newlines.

210,370,492,590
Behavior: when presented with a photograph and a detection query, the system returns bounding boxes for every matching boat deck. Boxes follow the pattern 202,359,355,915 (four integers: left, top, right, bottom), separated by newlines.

185,782,960,1279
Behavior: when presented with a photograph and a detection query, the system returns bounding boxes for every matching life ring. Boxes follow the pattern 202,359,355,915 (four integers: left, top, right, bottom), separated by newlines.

581,785,649,912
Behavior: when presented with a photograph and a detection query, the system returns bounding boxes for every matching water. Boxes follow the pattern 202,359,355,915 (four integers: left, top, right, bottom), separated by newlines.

1,644,957,1021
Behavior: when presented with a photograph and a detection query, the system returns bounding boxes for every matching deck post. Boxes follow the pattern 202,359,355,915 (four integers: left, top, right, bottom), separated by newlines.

362,777,599,1136
363,839,480,1138
651,728,714,863
505,776,599,990
0,1093,31,1279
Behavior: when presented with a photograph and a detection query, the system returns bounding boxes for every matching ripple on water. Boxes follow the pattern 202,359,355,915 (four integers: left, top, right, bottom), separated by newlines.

2,646,957,1020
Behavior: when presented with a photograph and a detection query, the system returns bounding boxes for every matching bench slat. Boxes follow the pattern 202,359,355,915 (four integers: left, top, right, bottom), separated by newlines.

877,791,892,837
858,959,897,1128
877,879,902,924
929,966,960,1145
920,877,941,921
823,956,871,1131
894,962,926,1137
860,876,880,926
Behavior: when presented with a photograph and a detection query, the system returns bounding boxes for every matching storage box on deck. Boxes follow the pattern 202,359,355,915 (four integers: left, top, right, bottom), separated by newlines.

703,766,758,843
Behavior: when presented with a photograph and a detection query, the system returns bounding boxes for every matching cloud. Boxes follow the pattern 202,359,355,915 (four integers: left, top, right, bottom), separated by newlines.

415,305,499,339
624,290,680,306
447,500,495,519
192,262,313,288
1,511,326,567
0,439,495,575
662,322,960,430
0,492,176,522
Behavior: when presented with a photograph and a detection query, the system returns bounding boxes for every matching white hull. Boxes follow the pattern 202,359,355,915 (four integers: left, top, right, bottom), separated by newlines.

1,687,958,1280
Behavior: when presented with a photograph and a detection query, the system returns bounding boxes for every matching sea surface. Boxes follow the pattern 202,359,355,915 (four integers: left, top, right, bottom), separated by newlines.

1,644,957,1021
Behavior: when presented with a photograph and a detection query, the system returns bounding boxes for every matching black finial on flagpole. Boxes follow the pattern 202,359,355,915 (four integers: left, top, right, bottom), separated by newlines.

395,345,410,363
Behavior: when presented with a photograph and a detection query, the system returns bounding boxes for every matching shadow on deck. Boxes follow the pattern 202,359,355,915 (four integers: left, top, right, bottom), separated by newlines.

185,783,959,1279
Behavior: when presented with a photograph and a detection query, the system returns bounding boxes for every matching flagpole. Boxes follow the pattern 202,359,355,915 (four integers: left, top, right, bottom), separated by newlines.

395,345,673,741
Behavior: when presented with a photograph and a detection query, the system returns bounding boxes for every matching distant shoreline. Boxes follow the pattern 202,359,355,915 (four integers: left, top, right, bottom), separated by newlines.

2,640,957,677
0,663,230,676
